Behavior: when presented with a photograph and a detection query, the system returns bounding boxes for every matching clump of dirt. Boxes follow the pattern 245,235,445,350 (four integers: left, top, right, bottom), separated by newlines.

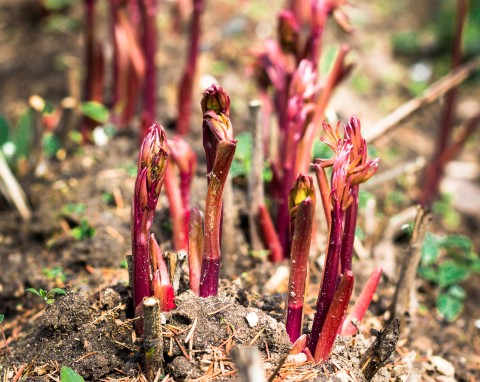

163,290,291,380
1,282,404,381
0,286,136,381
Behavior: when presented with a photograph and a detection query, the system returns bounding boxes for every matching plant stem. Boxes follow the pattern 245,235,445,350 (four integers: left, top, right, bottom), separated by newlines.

188,207,203,295
341,267,382,336
314,270,354,364
176,0,204,135
258,204,283,263
199,140,236,297
340,185,358,273
165,166,188,250
308,200,343,354
139,0,158,125
285,197,314,342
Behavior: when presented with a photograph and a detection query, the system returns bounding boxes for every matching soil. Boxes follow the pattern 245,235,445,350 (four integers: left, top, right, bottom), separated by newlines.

1,0,480,381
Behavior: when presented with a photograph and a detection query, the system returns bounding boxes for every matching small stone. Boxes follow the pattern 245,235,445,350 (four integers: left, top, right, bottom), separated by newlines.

429,356,455,377
246,312,259,327
286,352,307,363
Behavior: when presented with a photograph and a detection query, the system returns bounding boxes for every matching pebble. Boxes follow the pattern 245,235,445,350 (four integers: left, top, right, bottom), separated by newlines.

428,356,455,377
286,352,307,363
245,311,259,327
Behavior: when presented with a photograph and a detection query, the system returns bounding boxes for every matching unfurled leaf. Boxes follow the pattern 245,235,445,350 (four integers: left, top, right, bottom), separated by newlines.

25,288,42,297
60,366,85,382
49,288,67,295
437,260,469,288
0,314,4,324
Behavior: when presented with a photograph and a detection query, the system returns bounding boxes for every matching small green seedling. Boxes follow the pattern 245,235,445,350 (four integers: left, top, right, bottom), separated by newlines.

26,288,66,305
71,218,96,240
419,233,480,321
60,366,85,382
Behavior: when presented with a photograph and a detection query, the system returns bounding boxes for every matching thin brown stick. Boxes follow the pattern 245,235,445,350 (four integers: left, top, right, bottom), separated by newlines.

389,206,431,323
366,56,480,143
143,297,164,382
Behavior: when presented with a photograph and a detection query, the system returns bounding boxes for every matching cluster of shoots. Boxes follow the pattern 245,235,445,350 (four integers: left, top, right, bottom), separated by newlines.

285,117,380,363
82,0,204,140
252,0,353,258
131,85,236,329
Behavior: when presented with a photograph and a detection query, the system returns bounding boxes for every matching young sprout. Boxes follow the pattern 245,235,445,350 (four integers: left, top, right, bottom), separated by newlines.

199,84,237,297
131,124,168,314
165,136,197,251
308,116,379,355
285,174,315,342
25,288,66,305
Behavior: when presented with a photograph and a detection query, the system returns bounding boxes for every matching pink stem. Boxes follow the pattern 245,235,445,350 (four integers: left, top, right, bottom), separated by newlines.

286,197,314,342
341,267,382,336
314,271,354,364
258,204,283,263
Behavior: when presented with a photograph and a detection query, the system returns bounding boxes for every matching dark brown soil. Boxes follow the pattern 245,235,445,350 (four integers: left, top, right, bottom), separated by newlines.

1,0,480,381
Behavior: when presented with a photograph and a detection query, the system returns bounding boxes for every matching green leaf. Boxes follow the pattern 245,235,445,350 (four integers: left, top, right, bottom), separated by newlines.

358,190,375,210
42,133,62,158
62,203,86,216
0,314,4,324
12,109,34,158
0,114,10,146
417,265,438,282
439,234,473,255
436,293,464,322
437,260,470,288
46,299,54,304
50,288,67,295
25,288,42,297
311,138,333,160
447,285,466,300
60,366,85,382
71,219,96,240
421,232,440,266
230,132,252,178
80,101,109,124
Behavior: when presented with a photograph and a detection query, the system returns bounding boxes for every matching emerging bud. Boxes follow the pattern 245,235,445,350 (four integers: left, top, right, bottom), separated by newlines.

138,123,168,171
288,174,316,213
278,10,300,55
201,84,230,116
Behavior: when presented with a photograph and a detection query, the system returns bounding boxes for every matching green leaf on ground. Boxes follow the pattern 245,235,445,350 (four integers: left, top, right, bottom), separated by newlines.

60,366,85,382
